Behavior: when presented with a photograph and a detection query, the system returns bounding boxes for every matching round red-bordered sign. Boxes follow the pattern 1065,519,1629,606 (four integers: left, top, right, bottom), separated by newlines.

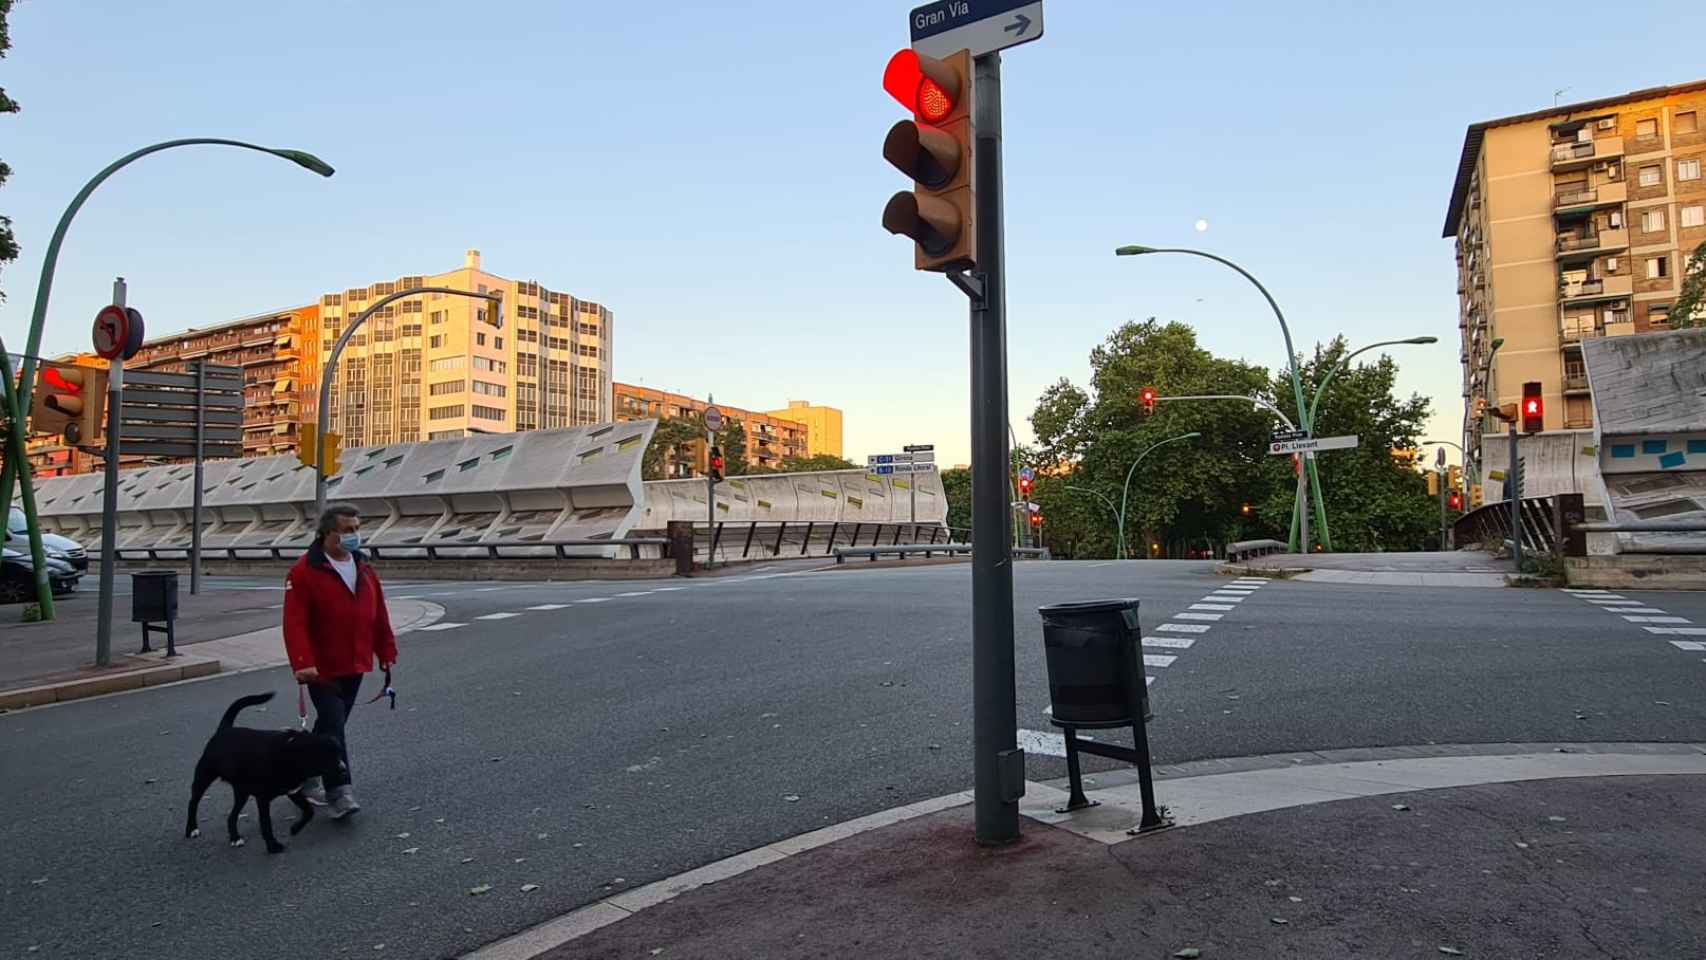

92,305,130,360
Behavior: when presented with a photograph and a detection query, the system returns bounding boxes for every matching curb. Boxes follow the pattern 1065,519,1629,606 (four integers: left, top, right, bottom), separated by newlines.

0,654,222,711
461,742,1706,960
1215,563,1306,579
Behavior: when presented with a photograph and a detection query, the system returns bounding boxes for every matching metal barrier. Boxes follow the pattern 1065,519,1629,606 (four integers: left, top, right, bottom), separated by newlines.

833,544,1050,564
1452,497,1560,554
1225,538,1287,563
664,521,951,563
111,537,670,563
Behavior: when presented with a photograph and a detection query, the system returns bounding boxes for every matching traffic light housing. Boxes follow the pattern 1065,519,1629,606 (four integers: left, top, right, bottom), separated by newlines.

1427,471,1440,497
1521,381,1543,433
881,48,975,272
30,362,106,446
1140,387,1156,417
1029,512,1042,528
296,423,343,475
708,446,725,484
1018,474,1032,497
1449,491,1463,510
1471,483,1484,508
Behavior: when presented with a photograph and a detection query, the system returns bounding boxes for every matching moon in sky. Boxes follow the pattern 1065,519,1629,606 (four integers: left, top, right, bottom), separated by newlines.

1195,219,1210,232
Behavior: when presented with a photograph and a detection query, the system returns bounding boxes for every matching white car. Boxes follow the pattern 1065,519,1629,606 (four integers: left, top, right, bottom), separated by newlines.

6,506,88,573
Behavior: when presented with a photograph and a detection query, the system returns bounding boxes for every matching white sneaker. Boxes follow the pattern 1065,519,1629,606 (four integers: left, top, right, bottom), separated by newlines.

299,777,328,806
329,786,361,819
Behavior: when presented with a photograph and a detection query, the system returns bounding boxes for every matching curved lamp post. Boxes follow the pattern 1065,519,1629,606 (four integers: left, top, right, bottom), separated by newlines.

1291,336,1438,551
1464,337,1505,492
1116,431,1200,559
1065,484,1121,558
0,138,332,620
1116,245,1315,552
315,287,502,516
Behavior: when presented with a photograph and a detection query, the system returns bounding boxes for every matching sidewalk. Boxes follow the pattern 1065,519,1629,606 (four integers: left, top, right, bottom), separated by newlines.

487,745,1706,960
0,591,443,710
1223,550,1512,588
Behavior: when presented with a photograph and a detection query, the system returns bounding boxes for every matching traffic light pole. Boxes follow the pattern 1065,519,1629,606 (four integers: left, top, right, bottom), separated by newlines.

1509,419,1522,573
94,277,127,668
1438,465,1448,551
965,51,1021,847
0,342,56,618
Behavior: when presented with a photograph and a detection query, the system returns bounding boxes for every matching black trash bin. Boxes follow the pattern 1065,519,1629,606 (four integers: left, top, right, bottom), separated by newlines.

131,570,180,655
1038,598,1150,726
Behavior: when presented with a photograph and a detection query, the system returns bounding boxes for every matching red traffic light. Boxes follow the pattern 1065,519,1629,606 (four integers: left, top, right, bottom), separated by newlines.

1521,381,1544,433
1449,492,1463,509
1029,513,1042,527
1140,387,1156,416
1524,399,1539,415
883,49,960,123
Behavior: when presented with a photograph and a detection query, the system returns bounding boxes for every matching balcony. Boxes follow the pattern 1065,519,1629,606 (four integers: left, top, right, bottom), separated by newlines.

1553,180,1626,212
1559,274,1632,303
1550,136,1624,170
1555,227,1628,258
1563,371,1590,392
1605,319,1636,337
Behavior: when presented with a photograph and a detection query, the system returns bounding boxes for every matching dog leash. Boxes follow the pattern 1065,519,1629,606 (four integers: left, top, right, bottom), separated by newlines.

365,667,396,710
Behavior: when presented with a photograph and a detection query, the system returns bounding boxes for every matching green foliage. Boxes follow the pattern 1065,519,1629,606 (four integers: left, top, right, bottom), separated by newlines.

1024,320,1438,558
641,416,702,481
1674,240,1706,329
780,453,857,472
941,466,971,532
0,0,19,300
717,418,748,476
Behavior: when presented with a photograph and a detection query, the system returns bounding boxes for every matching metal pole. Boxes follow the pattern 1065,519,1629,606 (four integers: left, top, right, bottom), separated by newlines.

191,360,205,596
1509,419,1522,572
1296,455,1310,554
1438,466,1448,551
969,52,1020,847
910,460,917,524
95,278,126,667
0,343,56,618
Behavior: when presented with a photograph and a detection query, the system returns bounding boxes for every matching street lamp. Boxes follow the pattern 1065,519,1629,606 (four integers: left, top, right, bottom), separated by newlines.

1465,337,1505,491
1292,335,1438,552
1065,485,1121,558
315,288,502,515
1116,431,1200,559
1117,245,1314,553
0,137,334,619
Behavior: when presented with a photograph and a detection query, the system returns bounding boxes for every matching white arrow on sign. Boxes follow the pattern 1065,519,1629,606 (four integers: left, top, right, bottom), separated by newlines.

1269,435,1359,456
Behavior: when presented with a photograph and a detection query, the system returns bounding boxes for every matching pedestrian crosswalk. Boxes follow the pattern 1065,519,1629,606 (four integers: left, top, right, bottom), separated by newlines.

1561,589,1706,656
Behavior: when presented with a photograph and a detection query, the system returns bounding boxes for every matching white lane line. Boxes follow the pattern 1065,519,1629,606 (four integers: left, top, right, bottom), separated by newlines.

1191,603,1235,611
392,595,421,600
477,612,520,620
1608,607,1668,615
1089,561,1120,568
527,604,569,611
1563,589,1614,595
1645,626,1706,636
416,622,466,632
1585,599,1639,605
1156,623,1211,634
577,598,612,604
1230,581,1268,587
476,587,508,592
1174,612,1223,621
1670,640,1706,651
615,591,653,598
653,587,685,592
1623,616,1691,624
1142,636,1196,649
1143,654,1177,668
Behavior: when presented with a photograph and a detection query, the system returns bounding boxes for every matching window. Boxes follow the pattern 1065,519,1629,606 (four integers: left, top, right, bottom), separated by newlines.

1609,210,1623,228
1639,165,1662,187
428,380,465,396
1650,305,1671,327
1637,118,1659,139
1680,158,1702,181
471,380,507,397
1678,112,1699,134
428,405,465,421
471,404,506,421
1647,256,1669,279
494,337,503,350
1642,209,1667,232
430,311,444,325
1606,257,1619,272
1683,205,1705,228
476,332,486,347
429,356,465,372
430,335,444,348
472,357,507,373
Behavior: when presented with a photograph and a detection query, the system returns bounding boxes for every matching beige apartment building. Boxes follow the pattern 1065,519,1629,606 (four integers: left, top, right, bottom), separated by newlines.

763,400,844,459
613,383,808,477
1444,80,1706,469
318,250,612,446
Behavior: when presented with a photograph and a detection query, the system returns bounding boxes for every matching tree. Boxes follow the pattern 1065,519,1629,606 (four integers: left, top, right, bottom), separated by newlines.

780,453,857,472
718,418,748,476
0,0,20,300
940,466,971,532
641,417,702,481
1673,240,1706,328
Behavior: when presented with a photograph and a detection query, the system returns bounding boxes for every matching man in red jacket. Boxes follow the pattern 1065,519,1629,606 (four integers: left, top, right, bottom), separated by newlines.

284,502,397,818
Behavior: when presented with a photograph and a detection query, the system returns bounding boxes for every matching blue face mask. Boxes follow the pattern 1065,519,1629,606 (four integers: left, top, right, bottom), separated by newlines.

338,532,361,554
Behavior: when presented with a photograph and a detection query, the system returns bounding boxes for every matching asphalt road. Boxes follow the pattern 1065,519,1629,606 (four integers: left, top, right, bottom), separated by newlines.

2,561,1703,959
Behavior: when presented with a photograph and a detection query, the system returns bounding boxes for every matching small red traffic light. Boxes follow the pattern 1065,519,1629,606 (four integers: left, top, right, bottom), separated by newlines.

1524,399,1539,415
883,50,959,122
1449,493,1463,510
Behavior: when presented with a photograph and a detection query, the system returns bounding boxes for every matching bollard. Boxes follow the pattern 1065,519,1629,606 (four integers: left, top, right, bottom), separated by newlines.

666,521,694,577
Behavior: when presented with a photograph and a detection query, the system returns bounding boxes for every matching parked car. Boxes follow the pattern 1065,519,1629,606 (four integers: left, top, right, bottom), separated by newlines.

0,546,80,604
6,506,88,572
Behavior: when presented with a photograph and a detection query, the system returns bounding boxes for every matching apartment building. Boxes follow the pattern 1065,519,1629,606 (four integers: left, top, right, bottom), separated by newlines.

613,384,808,477
22,307,317,477
1444,80,1706,469
318,250,612,446
762,400,844,458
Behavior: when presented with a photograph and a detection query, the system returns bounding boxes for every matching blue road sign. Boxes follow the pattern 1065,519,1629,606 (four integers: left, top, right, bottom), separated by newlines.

910,0,1044,59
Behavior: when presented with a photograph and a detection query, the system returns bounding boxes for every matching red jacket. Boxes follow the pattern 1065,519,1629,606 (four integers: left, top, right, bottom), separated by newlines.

283,543,397,679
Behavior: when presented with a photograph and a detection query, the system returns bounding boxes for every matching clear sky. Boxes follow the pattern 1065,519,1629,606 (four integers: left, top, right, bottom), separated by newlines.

2,1,1695,467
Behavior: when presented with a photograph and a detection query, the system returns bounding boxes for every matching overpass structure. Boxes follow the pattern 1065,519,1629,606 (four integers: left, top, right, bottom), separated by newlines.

25,422,948,564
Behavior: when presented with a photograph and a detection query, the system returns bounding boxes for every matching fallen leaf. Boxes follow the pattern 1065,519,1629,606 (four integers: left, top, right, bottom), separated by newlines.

1270,917,1289,925
373,945,385,952
783,795,801,803
1655,700,1671,706
396,832,411,839
460,857,475,864
1173,950,1202,959
144,778,158,785
469,885,492,896
435,818,446,824
1263,879,1284,887
1287,896,1303,903
401,847,420,855
514,858,527,864
1515,842,1530,849
1439,949,1463,957
927,744,942,751
536,832,549,840
30,877,47,886
1391,804,1411,811
572,843,585,849
613,877,627,884
1546,816,1566,823
521,884,540,893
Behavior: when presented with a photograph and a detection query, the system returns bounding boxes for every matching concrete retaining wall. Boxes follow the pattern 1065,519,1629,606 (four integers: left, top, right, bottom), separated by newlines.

1564,555,1706,591
638,468,948,527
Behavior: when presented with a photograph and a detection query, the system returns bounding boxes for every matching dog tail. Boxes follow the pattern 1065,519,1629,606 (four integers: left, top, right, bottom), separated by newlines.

219,692,276,730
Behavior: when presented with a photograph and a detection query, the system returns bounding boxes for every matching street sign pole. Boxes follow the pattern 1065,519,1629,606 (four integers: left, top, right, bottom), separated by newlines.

94,277,126,668
967,49,1021,847
1297,455,1309,555
1509,419,1522,573
191,360,205,598
705,399,721,566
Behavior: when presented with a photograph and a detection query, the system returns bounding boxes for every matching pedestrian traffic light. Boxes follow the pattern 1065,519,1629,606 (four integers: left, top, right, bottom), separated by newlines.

881,47,975,272
1140,387,1156,417
1449,491,1463,510
1029,512,1042,528
1471,483,1484,508
30,362,106,446
1018,473,1032,497
1521,381,1543,434
708,446,725,484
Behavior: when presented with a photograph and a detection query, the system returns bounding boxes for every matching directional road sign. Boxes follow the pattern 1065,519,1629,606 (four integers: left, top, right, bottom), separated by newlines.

1268,435,1359,456
91,305,129,360
910,0,1043,58
1271,429,1309,443
872,463,931,475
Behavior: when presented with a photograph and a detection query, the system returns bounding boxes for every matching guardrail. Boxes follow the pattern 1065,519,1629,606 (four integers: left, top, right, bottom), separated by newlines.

1225,538,1287,562
112,537,670,563
1453,497,1561,554
833,544,1050,564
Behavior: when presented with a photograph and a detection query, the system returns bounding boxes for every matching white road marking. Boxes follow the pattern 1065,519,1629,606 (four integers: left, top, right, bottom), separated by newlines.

1607,607,1667,615
577,598,612,604
527,604,569,611
476,587,508,592
1191,603,1235,611
1230,581,1268,587
1563,589,1613,595
615,591,653,598
1142,636,1196,649
1206,594,1246,602
1156,623,1211,634
1143,654,1177,667
477,612,520,620
1174,612,1223,621
1645,626,1706,636
416,622,465,632
1585,598,1639,605
1669,640,1706,651
653,587,685,592
1623,616,1690,624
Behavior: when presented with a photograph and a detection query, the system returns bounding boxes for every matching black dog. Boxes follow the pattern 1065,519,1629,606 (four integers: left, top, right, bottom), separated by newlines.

185,692,345,854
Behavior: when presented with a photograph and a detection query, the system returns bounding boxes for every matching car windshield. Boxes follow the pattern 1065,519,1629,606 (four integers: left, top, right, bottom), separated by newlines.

6,508,25,536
